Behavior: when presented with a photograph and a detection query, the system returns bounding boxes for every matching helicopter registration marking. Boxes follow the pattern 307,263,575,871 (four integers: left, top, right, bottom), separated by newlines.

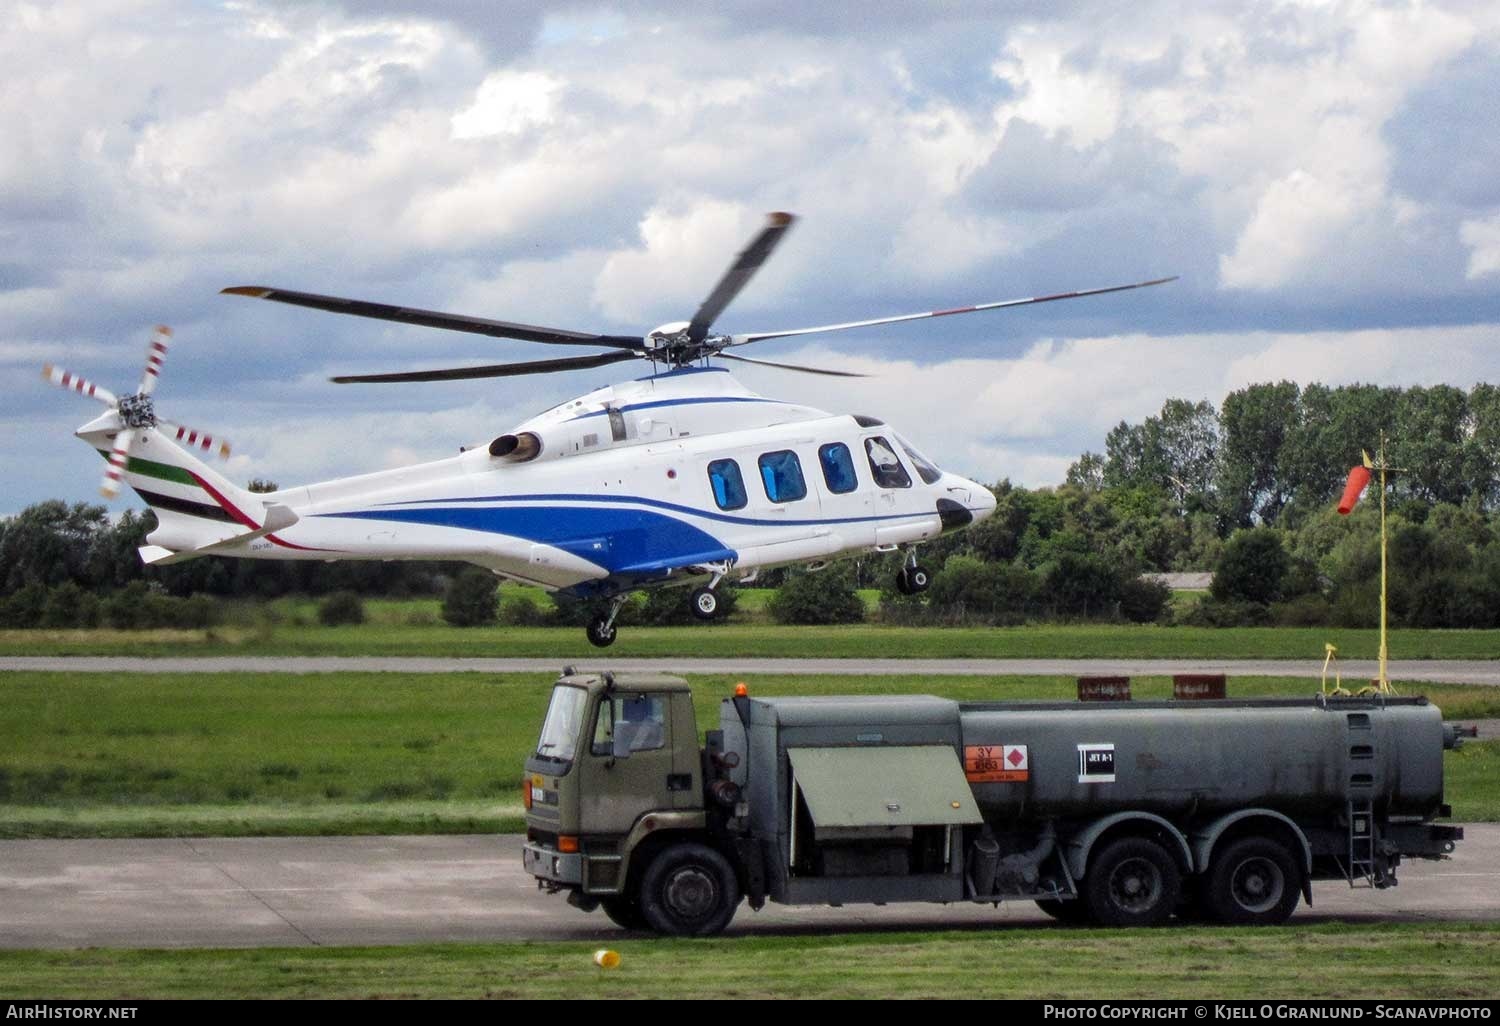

964,744,1028,783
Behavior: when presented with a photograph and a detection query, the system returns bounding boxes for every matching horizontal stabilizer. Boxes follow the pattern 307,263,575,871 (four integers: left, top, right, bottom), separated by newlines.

137,504,300,566
138,545,180,566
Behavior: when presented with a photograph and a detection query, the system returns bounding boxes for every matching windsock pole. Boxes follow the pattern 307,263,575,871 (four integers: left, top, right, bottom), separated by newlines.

1337,439,1399,694
1377,436,1388,691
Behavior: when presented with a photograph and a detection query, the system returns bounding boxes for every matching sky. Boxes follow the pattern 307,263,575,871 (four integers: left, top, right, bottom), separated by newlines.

5,0,1500,512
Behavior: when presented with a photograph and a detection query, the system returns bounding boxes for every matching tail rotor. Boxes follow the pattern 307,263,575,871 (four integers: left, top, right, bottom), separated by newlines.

43,326,232,498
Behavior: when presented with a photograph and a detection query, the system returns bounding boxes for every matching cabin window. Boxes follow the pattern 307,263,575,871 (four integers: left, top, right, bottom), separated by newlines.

896,435,943,485
758,450,807,503
819,443,858,494
865,436,912,489
707,459,748,511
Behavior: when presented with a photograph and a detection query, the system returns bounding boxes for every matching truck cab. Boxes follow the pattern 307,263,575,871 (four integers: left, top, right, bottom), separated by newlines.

522,671,727,933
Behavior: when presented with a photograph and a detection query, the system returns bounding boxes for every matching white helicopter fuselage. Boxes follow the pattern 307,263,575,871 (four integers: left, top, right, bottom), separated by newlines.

82,367,996,598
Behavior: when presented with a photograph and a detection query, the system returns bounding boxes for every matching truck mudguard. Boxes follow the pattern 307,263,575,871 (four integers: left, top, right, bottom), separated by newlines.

1064,810,1195,881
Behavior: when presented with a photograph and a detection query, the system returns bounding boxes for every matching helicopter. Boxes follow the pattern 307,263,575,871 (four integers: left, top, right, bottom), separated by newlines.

48,212,1173,646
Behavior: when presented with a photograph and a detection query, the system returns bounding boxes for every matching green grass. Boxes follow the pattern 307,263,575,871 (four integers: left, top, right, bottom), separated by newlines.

0,671,1494,836
6,621,1500,659
0,799,522,838
0,924,1495,999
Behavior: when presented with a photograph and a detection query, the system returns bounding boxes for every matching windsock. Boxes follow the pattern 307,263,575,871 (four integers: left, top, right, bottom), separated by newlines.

1337,465,1372,515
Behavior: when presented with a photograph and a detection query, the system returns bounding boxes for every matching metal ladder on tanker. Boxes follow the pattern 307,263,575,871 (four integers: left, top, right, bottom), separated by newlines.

1346,796,1376,887
1344,707,1379,888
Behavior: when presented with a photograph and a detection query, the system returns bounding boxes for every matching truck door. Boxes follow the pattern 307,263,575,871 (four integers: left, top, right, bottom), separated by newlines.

576,691,681,835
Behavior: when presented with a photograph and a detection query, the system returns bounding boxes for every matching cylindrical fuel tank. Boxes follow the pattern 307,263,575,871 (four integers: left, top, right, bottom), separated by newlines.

958,697,1446,822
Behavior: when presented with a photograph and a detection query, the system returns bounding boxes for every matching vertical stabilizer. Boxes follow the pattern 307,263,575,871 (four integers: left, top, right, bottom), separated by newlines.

77,421,285,558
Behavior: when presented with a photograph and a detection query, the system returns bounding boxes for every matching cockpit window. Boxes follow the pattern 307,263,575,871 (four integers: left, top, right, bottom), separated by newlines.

708,459,748,511
759,450,807,503
864,436,912,489
896,435,943,485
819,443,858,494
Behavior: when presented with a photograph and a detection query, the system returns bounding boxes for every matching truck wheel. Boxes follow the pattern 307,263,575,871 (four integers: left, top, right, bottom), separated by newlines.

638,843,741,937
600,896,648,931
1084,837,1181,927
1035,898,1093,924
1205,837,1301,926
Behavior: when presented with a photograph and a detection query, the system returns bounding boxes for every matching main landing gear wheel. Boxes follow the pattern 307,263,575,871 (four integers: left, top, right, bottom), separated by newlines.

639,842,742,937
690,586,719,621
586,614,617,648
896,564,931,595
1083,837,1181,927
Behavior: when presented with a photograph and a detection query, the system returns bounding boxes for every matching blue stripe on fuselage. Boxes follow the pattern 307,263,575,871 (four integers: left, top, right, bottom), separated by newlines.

362,491,939,529
324,505,735,576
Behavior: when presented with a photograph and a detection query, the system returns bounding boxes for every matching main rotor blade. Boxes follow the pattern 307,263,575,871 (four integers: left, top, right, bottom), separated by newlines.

686,212,797,346
330,349,638,384
718,353,869,378
729,276,1179,346
223,286,645,351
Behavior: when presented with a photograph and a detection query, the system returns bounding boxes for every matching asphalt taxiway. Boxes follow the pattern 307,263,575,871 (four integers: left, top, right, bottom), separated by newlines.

1,829,1494,949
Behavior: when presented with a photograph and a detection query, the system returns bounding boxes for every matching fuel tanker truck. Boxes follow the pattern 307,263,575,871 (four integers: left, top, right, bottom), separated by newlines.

522,670,1466,936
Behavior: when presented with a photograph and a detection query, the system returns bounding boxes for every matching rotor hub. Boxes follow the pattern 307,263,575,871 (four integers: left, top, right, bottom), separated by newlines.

117,392,157,428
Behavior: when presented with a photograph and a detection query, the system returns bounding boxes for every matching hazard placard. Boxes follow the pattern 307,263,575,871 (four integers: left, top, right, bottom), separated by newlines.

964,744,1028,783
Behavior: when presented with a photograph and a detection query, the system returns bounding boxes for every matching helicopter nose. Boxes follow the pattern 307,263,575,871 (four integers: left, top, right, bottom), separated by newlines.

937,477,996,531
970,481,997,522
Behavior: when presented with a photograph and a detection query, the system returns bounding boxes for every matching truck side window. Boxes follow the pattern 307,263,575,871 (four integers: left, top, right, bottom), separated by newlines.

592,694,667,757
818,443,857,494
865,436,912,489
758,450,807,503
707,459,747,511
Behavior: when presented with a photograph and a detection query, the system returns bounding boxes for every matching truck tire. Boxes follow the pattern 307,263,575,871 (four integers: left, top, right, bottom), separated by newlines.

1204,837,1301,926
600,895,648,931
1035,898,1093,924
1083,837,1181,927
638,843,741,937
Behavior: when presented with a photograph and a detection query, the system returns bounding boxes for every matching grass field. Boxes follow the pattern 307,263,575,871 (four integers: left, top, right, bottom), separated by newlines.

0,924,1495,999
6,619,1500,659
1,670,1494,837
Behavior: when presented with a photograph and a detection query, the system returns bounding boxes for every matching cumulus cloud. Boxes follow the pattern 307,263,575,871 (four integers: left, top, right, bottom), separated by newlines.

6,1,1500,510
730,322,1500,485
1460,213,1500,280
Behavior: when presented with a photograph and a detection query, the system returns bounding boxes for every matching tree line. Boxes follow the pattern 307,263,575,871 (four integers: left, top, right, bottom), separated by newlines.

1070,382,1500,526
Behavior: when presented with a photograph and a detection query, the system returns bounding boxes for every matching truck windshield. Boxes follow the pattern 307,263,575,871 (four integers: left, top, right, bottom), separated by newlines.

535,685,589,765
